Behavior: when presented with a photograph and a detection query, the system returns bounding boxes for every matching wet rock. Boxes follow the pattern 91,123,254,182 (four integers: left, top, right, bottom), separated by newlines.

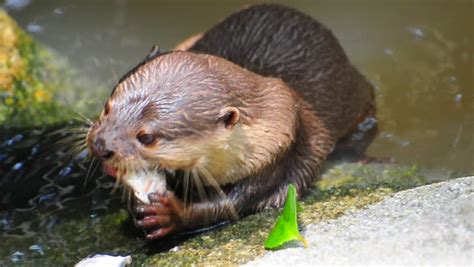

246,176,474,266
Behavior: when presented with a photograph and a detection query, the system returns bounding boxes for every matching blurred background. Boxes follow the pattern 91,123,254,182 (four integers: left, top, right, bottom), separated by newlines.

3,0,472,171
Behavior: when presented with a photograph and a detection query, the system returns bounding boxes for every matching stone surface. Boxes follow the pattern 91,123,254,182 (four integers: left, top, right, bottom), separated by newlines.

246,176,474,266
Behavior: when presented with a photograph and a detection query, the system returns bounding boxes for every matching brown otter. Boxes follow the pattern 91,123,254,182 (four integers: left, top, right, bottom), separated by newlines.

86,4,375,239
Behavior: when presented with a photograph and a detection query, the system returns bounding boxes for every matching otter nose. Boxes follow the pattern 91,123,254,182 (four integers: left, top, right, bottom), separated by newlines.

91,137,115,160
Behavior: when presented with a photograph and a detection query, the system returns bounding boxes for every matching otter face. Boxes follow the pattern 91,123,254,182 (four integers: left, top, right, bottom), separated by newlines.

87,51,297,190
86,52,246,183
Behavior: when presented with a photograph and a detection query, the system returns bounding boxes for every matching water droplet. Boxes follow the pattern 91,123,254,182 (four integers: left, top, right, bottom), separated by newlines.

31,144,40,156
448,76,457,82
90,212,100,224
44,216,60,231
58,165,72,177
5,134,23,146
399,140,410,147
27,23,44,33
381,132,394,139
3,0,31,10
384,48,394,55
10,251,25,263
407,27,425,39
12,162,24,171
0,216,13,231
351,132,365,141
29,244,44,256
53,7,64,15
454,94,462,103
75,149,89,161
0,153,7,162
38,192,57,204
358,117,377,132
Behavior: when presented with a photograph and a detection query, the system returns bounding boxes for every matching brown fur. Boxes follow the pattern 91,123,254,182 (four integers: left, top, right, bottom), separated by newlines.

87,4,375,239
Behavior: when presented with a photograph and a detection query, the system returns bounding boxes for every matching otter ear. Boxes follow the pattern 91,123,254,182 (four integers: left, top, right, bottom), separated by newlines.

146,45,161,60
218,107,240,129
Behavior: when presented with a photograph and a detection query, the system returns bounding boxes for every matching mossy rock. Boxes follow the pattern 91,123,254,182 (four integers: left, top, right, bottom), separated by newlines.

0,10,105,127
0,162,466,265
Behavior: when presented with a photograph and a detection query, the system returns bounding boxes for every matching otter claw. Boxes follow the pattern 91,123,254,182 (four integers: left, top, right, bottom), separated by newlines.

136,216,171,228
135,203,165,215
147,227,174,239
148,192,162,202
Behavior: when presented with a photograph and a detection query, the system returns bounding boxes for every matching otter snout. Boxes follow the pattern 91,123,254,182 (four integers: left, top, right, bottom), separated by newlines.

90,136,115,160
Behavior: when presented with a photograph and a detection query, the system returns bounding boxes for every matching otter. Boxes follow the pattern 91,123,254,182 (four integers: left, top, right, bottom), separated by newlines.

86,4,375,239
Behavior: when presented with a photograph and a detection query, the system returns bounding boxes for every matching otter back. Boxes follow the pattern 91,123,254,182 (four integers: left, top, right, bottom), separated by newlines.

190,4,374,140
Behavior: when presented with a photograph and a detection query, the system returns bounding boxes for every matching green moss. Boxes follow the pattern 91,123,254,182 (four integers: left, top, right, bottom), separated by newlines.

144,163,434,266
0,10,106,127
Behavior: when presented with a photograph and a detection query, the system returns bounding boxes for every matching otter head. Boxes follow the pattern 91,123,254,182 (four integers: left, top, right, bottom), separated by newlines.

87,51,298,186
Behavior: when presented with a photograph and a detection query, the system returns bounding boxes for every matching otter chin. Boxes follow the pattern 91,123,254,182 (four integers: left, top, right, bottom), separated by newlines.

86,4,376,239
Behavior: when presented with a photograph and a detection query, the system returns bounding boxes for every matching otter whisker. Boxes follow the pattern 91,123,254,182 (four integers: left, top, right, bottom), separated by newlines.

84,157,99,190
197,166,238,221
110,173,122,195
50,137,89,158
183,170,191,210
71,110,93,125
191,169,208,204
46,126,89,138
64,140,87,158
126,188,133,212
53,134,88,146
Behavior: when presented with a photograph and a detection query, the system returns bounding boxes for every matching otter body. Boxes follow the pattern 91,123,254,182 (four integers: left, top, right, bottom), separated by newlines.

87,4,375,239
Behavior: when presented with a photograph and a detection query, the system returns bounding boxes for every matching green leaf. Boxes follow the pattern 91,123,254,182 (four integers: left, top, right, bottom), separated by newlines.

264,184,308,249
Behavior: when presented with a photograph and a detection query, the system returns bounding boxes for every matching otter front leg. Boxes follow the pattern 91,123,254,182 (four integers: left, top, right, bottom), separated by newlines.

134,191,185,239
134,190,236,239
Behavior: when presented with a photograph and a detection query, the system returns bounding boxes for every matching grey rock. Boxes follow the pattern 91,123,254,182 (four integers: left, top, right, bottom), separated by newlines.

246,176,474,266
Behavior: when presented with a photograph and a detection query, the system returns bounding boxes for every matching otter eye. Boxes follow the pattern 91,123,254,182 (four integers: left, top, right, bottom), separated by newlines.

137,133,155,146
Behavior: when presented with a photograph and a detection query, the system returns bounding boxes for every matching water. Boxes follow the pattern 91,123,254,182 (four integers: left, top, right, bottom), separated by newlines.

4,0,472,171
0,0,473,264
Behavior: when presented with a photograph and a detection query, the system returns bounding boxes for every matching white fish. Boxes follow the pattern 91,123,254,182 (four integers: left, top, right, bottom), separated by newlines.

122,169,167,204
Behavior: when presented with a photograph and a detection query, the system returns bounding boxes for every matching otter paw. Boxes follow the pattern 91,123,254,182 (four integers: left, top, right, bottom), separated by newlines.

134,191,185,239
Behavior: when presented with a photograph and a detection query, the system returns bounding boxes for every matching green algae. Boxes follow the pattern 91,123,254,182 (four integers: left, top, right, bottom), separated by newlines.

0,10,106,127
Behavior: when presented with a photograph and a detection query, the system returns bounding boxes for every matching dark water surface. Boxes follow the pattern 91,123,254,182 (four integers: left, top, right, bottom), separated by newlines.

1,0,473,264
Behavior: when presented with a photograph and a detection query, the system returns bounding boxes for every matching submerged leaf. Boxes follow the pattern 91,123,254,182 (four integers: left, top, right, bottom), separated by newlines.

264,184,308,249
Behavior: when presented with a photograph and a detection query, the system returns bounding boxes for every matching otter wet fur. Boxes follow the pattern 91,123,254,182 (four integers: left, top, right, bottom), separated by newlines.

86,4,376,239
